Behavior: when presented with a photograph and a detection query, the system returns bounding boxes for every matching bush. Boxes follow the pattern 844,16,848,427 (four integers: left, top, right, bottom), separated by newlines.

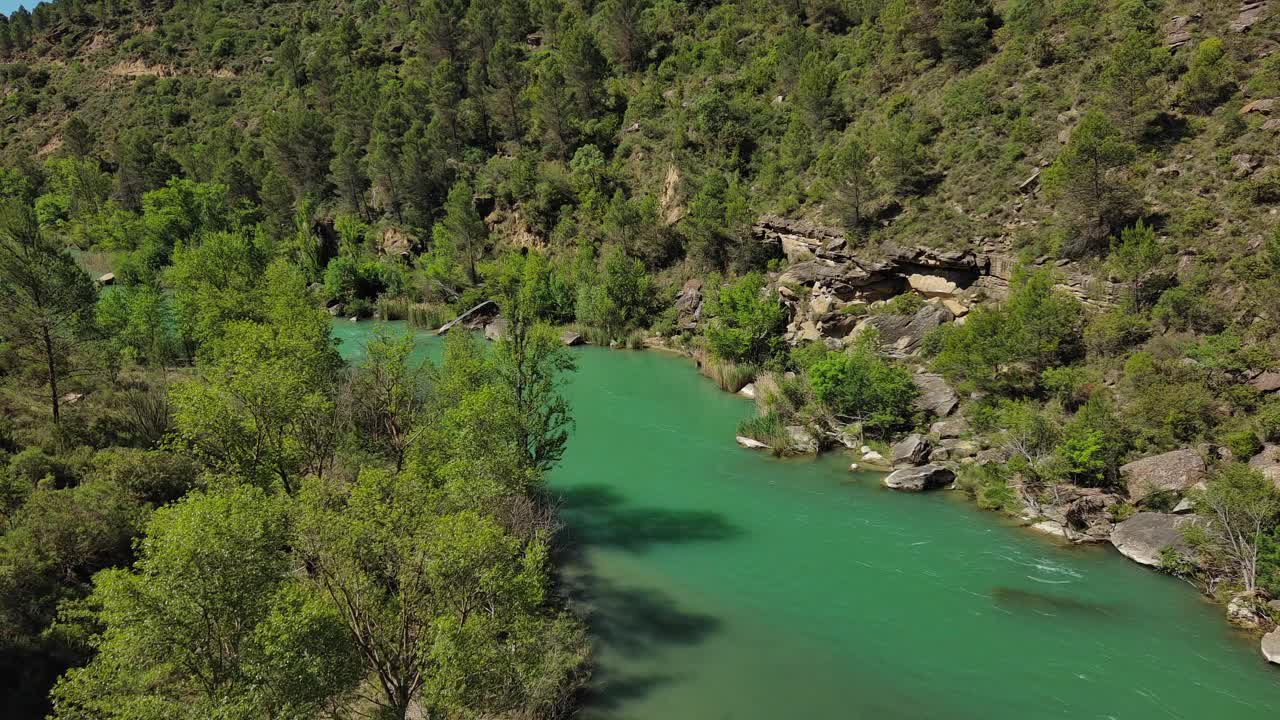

1180,38,1233,113
90,448,199,504
1221,429,1263,462
932,268,1082,394
808,336,918,437
736,412,791,455
700,354,756,393
704,273,788,365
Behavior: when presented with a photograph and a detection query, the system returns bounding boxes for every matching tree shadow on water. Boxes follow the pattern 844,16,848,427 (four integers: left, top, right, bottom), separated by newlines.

566,571,722,713
555,484,743,553
553,484,737,711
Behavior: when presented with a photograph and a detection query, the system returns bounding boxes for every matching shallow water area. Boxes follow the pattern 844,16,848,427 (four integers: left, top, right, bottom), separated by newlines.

334,321,1280,719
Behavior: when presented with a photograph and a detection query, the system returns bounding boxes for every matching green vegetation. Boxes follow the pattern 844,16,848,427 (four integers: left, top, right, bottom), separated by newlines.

3,0,1280,713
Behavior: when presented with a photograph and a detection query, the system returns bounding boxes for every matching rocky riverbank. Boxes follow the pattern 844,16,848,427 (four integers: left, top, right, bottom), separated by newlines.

440,214,1280,667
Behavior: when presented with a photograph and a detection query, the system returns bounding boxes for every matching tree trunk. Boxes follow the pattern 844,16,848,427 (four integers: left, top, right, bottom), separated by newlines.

43,326,59,425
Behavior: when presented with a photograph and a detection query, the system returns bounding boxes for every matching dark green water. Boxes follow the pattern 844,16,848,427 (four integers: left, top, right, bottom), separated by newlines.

334,322,1280,719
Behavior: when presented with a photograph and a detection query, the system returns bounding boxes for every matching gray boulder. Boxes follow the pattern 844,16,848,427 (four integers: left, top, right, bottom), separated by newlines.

561,330,584,347
911,373,959,417
864,302,954,356
930,416,968,438
787,426,819,454
1248,445,1280,490
1264,628,1280,666
883,464,955,492
891,434,931,467
1110,512,1201,567
736,436,770,450
1121,449,1207,503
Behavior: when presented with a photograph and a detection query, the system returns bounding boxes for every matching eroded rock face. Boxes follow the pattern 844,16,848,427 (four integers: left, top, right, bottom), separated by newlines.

675,279,704,330
891,434,931,467
1110,512,1202,566
883,464,955,491
484,317,511,342
1121,449,1207,504
1227,590,1269,629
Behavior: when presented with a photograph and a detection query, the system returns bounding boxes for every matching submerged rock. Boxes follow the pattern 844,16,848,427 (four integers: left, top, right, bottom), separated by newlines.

1110,512,1201,567
883,464,955,492
1120,449,1206,504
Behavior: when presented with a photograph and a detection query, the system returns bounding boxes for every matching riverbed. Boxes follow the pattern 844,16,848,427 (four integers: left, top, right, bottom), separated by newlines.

334,322,1280,719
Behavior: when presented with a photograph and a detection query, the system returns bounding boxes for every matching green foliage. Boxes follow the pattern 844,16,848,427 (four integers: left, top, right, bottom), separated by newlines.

50,485,361,720
939,0,993,68
705,273,787,365
807,336,918,436
0,199,99,423
932,268,1082,395
1181,38,1233,113
1191,463,1280,592
574,245,655,341
1042,110,1137,252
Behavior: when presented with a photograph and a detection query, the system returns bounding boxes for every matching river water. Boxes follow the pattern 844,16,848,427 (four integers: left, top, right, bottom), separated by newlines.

334,322,1280,719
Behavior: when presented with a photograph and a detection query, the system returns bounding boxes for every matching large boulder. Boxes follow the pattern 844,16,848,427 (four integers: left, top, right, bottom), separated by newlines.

1264,628,1280,665
1110,512,1201,567
912,373,959,417
883,464,955,492
1121,449,1207,503
561,330,584,347
1248,445,1280,489
890,434,931,466
862,302,954,356
930,416,968,439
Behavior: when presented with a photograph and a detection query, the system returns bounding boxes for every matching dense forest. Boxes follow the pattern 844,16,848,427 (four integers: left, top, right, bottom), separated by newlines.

3,0,1280,716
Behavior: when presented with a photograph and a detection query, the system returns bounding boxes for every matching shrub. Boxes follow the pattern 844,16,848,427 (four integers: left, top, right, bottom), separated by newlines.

704,273,788,365
1221,429,1263,462
932,268,1082,395
1180,38,1234,113
808,336,918,437
700,354,756,393
736,412,791,454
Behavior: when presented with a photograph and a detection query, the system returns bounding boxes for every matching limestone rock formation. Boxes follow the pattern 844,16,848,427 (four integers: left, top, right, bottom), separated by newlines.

912,373,959,417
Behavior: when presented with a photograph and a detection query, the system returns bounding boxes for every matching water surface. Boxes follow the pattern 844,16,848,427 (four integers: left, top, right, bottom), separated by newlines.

334,322,1280,719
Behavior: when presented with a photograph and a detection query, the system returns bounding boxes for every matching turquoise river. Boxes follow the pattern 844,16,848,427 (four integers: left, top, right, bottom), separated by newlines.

333,322,1280,720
